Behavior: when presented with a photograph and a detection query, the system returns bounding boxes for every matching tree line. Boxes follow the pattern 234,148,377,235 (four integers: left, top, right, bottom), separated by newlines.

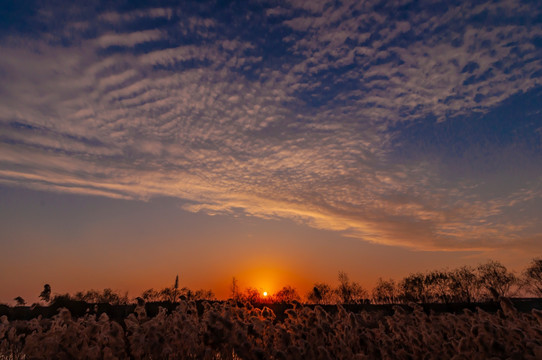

13,278,215,307
307,259,542,305
10,258,542,306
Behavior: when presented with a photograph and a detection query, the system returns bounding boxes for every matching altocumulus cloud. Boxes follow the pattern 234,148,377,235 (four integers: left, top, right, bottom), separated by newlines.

0,0,541,251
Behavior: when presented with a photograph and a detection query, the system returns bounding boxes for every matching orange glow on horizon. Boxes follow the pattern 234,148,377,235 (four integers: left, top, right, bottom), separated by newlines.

235,262,312,296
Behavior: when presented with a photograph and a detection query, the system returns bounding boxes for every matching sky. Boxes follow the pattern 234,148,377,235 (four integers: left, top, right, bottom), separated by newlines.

0,0,541,303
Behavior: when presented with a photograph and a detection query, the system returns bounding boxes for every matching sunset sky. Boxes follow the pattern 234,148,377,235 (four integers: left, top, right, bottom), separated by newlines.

1,0,541,303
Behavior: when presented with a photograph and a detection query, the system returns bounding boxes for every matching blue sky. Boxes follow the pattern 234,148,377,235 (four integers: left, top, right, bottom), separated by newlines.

0,0,541,300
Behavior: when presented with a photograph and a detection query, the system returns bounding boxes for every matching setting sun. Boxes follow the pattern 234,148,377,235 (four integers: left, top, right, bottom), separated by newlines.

263,291,268,297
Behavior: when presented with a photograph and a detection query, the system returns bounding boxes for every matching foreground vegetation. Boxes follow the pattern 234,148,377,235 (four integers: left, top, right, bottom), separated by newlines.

1,297,542,359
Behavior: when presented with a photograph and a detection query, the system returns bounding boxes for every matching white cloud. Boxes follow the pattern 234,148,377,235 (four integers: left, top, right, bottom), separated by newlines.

279,0,542,124
0,0,540,252
95,30,164,48
99,8,174,23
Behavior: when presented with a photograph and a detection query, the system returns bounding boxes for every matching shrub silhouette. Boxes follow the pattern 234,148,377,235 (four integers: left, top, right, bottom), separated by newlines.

39,284,51,304
13,297,25,307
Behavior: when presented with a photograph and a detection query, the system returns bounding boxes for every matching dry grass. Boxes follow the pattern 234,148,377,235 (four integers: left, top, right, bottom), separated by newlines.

1,299,542,359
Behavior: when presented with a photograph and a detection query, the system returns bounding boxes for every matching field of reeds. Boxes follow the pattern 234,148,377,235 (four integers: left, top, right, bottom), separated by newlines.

1,297,542,359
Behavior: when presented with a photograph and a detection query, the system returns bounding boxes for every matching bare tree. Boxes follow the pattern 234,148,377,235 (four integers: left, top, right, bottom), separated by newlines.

477,260,517,299
336,271,367,304
448,266,481,303
372,278,397,304
72,289,128,304
424,270,452,303
141,288,161,302
100,288,120,304
75,290,92,303
337,271,352,303
193,289,215,300
159,287,175,302
157,276,182,303
274,286,300,303
307,283,334,304
241,287,261,303
399,273,426,303
523,258,542,296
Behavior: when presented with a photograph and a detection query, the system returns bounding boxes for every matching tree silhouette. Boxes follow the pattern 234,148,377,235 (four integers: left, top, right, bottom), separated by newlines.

14,296,26,306
307,283,333,304
336,271,367,304
424,270,452,303
39,284,51,303
477,260,517,298
71,289,128,304
173,275,179,302
399,273,426,303
242,287,261,303
372,278,396,304
337,271,352,303
159,287,174,302
230,277,239,300
274,286,300,303
523,258,542,296
448,266,480,303
141,288,161,302
192,289,215,300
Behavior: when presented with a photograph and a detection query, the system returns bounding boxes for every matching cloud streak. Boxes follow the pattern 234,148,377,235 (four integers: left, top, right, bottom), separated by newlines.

0,0,541,251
